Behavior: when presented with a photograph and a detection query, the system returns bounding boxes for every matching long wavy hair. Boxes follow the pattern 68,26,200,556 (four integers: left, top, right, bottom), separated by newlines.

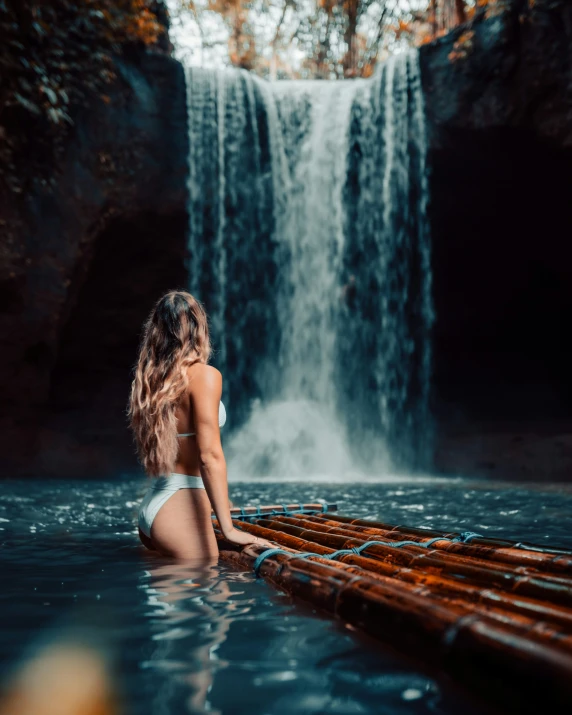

128,290,212,477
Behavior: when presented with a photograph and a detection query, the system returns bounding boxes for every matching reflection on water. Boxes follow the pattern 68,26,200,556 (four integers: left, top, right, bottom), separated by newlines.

1,476,572,714
137,559,452,715
141,562,231,715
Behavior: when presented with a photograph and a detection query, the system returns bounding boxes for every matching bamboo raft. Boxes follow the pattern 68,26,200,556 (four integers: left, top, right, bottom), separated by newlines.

215,502,572,711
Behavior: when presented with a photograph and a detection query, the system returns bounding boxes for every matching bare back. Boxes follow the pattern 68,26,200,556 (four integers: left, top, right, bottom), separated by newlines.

142,363,224,561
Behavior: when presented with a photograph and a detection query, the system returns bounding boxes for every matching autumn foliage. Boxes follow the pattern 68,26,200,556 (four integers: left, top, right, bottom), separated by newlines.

178,0,398,79
379,1,509,48
415,0,508,44
174,1,509,80
0,0,165,192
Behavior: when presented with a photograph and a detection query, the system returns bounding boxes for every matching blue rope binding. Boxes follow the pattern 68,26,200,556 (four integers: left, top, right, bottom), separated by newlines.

251,531,483,577
455,531,482,544
218,503,332,522
224,503,483,577
253,549,316,576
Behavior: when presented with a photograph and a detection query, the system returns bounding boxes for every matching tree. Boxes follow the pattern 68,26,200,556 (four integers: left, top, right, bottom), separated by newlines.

300,0,396,79
170,1,498,79
172,0,404,79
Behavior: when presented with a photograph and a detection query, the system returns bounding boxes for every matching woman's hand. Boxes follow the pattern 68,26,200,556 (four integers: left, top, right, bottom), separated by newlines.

224,528,273,549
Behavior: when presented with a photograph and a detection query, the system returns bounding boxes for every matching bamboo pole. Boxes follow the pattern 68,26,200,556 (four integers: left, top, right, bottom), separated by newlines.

280,513,572,575
246,517,572,608
224,503,337,520
318,512,572,558
268,514,572,588
223,518,572,630
217,535,572,710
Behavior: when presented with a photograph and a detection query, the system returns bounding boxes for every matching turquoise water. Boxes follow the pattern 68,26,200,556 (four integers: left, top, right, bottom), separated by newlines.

2,476,572,714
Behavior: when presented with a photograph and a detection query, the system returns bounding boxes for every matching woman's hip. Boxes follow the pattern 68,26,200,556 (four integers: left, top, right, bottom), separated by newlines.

145,489,217,559
138,474,206,537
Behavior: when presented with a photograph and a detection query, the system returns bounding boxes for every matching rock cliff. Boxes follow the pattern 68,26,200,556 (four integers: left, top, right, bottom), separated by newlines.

0,51,189,476
421,0,572,478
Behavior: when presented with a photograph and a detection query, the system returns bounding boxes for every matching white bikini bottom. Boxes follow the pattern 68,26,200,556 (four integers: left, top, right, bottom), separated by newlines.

138,473,205,538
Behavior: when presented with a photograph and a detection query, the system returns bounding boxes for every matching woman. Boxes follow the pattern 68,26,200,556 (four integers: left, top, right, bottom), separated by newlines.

128,290,272,560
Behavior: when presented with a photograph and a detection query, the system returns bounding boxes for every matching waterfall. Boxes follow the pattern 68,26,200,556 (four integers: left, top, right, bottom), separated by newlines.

271,80,362,406
184,52,433,478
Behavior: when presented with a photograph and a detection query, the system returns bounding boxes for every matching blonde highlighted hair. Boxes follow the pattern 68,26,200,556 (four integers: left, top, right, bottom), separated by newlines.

128,290,212,477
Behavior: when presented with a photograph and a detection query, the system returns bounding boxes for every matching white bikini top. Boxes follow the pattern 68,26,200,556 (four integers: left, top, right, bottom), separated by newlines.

177,401,226,437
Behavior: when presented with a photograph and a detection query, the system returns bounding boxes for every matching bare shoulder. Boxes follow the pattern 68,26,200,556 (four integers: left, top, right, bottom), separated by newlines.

187,363,222,397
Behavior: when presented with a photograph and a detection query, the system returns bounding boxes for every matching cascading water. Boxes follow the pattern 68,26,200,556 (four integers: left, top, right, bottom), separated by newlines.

184,52,433,478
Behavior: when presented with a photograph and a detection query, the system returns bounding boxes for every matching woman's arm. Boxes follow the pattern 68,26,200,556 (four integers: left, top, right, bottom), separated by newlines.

189,364,271,548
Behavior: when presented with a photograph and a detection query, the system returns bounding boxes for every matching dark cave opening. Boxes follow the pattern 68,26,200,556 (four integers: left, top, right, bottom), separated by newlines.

45,210,188,476
429,126,572,425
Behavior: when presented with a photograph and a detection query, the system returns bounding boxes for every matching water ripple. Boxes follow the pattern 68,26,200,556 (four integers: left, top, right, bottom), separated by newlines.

1,476,571,714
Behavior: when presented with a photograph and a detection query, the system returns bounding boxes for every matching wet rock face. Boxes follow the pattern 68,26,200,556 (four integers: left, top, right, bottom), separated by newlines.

0,53,189,477
420,0,572,478
421,0,572,147
3,0,572,479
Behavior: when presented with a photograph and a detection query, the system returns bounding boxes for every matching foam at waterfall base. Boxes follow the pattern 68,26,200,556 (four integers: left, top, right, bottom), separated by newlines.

225,399,374,480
